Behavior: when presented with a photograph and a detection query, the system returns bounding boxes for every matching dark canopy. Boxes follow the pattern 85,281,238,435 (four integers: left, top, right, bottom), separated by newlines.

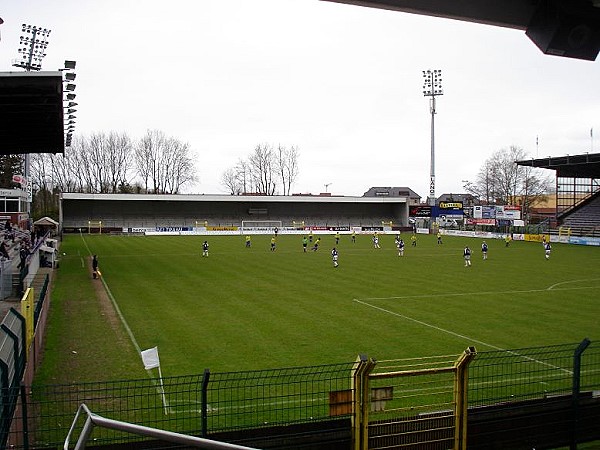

0,71,64,154
515,153,600,178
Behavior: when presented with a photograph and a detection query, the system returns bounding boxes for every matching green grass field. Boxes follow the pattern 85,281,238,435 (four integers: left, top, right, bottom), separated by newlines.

35,232,600,384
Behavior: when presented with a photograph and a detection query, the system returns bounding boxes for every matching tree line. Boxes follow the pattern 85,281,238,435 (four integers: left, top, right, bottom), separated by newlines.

462,145,552,216
220,143,299,195
1,138,550,222
2,130,197,219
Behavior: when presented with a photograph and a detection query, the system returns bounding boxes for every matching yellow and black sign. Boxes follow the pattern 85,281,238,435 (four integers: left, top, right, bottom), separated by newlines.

439,202,463,210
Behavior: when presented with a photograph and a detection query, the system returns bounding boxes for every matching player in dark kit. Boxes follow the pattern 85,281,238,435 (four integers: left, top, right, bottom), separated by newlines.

463,246,471,267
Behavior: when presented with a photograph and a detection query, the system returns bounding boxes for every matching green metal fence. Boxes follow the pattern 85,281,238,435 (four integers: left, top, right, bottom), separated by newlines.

3,340,600,449
21,361,357,448
468,342,580,406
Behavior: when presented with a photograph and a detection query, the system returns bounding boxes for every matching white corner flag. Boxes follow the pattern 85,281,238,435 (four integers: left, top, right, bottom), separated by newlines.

141,346,160,370
141,346,170,414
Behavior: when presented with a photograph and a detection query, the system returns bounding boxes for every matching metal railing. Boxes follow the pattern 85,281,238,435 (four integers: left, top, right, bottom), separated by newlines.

64,403,259,449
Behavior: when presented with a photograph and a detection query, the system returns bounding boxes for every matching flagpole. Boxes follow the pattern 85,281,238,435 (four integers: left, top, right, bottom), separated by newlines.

157,364,169,415
141,347,170,415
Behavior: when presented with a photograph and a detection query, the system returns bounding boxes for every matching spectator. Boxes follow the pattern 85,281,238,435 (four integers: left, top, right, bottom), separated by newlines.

0,241,8,259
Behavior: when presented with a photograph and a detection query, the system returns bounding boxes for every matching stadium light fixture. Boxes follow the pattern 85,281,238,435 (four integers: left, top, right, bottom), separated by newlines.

422,69,443,207
12,24,51,71
61,60,78,148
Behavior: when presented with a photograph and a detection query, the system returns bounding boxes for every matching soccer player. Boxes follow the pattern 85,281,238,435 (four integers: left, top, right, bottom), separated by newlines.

544,241,551,260
302,236,308,252
92,254,99,279
411,234,417,247
437,231,443,244
463,246,472,267
397,239,405,257
481,241,488,260
312,237,321,251
309,230,313,243
245,235,251,248
504,235,511,247
270,236,276,252
202,240,209,257
351,230,356,243
373,234,380,249
331,247,339,267
335,232,340,245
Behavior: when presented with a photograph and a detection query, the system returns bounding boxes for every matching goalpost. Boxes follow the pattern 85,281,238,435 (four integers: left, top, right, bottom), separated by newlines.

241,220,282,232
88,220,102,234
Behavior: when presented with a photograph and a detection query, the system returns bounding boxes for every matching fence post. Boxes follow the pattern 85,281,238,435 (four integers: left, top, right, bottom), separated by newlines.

201,368,210,438
352,354,376,450
20,383,29,450
570,337,591,450
454,346,477,450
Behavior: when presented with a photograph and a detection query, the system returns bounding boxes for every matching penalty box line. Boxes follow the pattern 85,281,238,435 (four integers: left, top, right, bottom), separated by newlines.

353,298,505,351
357,284,598,302
352,298,572,375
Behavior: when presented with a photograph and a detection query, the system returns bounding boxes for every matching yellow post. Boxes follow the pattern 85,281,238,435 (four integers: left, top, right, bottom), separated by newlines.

352,355,376,450
20,288,35,357
453,347,477,450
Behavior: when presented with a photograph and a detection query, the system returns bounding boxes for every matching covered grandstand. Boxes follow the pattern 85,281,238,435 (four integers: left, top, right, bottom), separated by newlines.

59,193,411,232
516,152,600,234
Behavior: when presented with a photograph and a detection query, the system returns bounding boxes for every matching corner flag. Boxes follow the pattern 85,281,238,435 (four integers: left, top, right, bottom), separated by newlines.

141,346,160,370
141,346,169,414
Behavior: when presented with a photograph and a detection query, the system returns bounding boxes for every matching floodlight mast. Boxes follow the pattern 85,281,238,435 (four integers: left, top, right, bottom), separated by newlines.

12,24,51,71
422,69,443,207
12,24,52,224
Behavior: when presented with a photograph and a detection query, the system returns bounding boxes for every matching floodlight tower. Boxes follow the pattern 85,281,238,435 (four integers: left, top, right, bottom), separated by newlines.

12,24,51,224
13,24,51,71
422,69,443,207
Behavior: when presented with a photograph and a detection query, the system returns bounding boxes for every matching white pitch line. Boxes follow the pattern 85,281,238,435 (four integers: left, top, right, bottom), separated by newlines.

353,299,572,375
357,285,597,302
547,278,600,290
353,299,505,351
79,233,173,412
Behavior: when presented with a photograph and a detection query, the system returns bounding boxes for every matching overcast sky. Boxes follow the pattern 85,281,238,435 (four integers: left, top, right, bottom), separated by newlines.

1,0,599,198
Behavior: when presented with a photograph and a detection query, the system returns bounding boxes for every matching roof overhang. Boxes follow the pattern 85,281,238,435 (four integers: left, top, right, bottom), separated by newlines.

515,153,600,178
322,0,600,60
60,193,408,204
0,71,65,154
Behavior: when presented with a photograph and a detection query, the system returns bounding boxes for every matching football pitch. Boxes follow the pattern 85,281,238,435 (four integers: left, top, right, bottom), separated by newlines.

37,232,600,383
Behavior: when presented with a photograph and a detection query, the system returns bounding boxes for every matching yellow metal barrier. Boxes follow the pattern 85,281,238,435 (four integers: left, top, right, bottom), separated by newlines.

353,347,477,450
20,287,34,357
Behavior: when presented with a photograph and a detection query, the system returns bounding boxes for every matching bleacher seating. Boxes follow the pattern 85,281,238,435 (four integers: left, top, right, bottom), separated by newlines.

560,192,600,233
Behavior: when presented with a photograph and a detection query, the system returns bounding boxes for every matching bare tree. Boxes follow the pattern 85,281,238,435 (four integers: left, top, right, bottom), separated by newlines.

221,168,241,195
276,145,299,195
104,132,133,193
235,159,250,194
221,143,299,195
248,143,276,195
466,146,552,208
134,129,197,194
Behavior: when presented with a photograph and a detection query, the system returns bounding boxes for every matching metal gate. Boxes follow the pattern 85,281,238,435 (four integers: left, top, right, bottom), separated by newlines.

352,347,476,450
